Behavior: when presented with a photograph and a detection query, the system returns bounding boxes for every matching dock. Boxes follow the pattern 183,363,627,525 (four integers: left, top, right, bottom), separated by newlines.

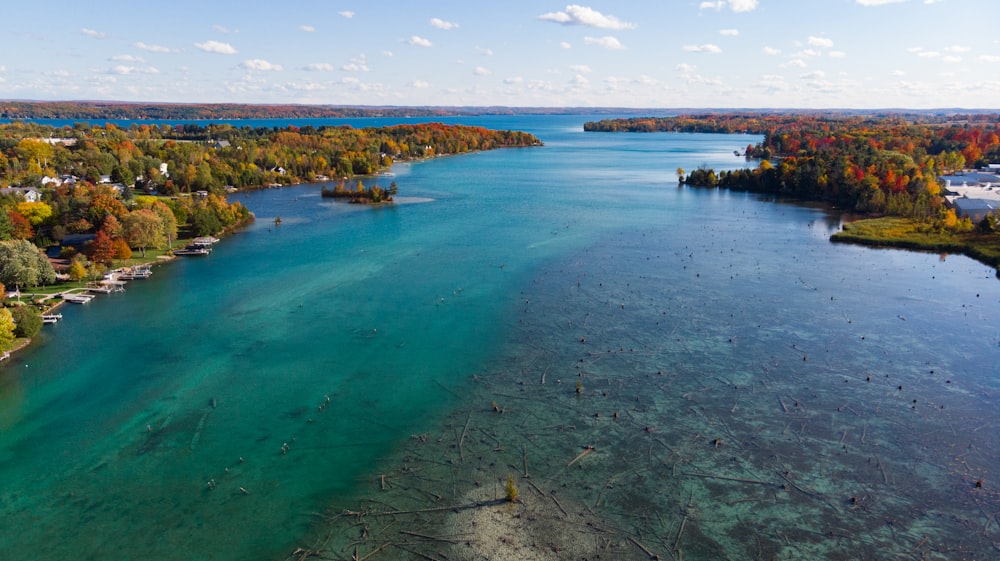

42,314,63,324
62,293,95,304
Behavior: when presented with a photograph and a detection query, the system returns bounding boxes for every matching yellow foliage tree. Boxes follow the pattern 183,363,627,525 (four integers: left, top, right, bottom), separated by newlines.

0,308,15,349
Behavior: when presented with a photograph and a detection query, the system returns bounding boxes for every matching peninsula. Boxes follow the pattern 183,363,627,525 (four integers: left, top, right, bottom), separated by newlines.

586,113,1000,274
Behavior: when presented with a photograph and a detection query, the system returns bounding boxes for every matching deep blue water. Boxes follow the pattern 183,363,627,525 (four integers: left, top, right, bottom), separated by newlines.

2,115,999,560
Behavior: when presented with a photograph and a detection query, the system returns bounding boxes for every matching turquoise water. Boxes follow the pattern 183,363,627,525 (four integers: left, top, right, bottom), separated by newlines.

2,116,999,560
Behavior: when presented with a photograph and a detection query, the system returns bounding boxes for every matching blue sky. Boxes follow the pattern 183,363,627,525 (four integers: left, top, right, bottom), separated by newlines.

1,0,997,109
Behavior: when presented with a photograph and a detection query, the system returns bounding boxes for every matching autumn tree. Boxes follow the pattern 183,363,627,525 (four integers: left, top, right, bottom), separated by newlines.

123,208,164,257
0,308,14,349
87,230,117,266
68,257,88,281
7,211,34,240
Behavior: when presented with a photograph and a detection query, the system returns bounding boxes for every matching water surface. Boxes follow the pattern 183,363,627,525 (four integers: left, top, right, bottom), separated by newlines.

2,116,998,560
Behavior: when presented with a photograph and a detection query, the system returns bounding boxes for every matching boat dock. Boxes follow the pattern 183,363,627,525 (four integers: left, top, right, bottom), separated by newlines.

175,237,219,256
62,293,95,304
42,314,63,324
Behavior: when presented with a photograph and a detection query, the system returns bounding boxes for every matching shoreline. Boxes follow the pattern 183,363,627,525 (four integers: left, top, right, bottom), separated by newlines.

3,236,217,363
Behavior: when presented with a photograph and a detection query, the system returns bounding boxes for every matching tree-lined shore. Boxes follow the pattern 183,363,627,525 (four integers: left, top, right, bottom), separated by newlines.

586,113,1000,273
0,118,542,353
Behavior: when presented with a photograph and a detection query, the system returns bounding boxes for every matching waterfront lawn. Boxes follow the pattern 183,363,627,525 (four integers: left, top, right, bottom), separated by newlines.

832,217,1000,272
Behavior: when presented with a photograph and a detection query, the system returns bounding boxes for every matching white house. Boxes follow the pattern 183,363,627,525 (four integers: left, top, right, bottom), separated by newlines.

0,187,43,202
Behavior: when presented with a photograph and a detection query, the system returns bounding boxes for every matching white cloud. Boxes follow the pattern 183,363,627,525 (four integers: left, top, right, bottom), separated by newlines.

110,65,159,75
241,59,282,71
892,69,906,76
700,0,758,12
719,29,739,36
111,54,145,63
570,64,592,73
383,51,394,57
829,51,846,58
474,66,492,76
303,63,334,72
762,46,781,55
856,0,907,5
676,63,697,73
907,46,923,53
408,36,433,47
195,40,237,54
135,41,174,53
981,54,1000,63
560,41,572,49
430,18,459,30
808,36,834,48
476,47,494,56
728,0,759,12
504,76,524,84
342,56,369,72
412,80,430,88
212,25,236,34
537,5,636,30
945,45,970,53
584,36,625,50
683,44,722,54
339,11,354,18
300,25,316,32
81,28,107,39
572,74,589,86
782,59,808,68
800,70,826,80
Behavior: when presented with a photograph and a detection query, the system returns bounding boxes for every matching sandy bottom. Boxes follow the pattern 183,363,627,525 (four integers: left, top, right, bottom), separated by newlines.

445,484,641,561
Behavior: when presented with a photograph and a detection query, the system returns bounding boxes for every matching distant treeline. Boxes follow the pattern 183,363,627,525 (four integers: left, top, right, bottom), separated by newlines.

585,113,1000,225
1,121,541,194
0,102,463,121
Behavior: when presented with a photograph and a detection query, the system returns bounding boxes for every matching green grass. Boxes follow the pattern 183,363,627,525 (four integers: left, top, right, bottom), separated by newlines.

832,217,1000,274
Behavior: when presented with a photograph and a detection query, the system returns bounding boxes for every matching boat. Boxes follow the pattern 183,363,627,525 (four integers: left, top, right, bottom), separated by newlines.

174,245,211,256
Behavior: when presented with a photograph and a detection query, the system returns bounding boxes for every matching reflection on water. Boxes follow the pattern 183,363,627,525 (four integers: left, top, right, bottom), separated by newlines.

1,116,998,561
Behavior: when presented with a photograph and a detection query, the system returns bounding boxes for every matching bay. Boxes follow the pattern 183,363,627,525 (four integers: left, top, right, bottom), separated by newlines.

1,115,999,560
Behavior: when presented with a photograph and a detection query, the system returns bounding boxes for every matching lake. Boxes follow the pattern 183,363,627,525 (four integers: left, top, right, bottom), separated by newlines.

2,115,999,560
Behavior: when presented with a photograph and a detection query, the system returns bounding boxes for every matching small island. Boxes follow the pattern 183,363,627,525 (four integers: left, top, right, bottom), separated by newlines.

321,180,398,204
586,112,1000,274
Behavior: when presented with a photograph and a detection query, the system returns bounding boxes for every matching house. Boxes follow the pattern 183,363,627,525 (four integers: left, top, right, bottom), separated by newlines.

99,175,112,184
951,198,998,222
0,187,43,202
941,172,1000,221
213,140,231,149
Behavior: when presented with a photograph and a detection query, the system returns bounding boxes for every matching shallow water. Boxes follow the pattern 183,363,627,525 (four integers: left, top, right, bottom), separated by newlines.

2,116,999,560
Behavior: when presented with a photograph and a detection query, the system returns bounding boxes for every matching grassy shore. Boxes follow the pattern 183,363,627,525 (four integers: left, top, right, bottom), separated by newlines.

831,217,1000,276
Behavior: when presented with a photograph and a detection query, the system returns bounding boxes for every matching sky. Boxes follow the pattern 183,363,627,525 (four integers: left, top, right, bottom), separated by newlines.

1,0,998,109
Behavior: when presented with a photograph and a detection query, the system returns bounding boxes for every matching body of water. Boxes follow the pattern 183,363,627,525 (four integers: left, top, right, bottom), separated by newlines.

2,115,999,560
